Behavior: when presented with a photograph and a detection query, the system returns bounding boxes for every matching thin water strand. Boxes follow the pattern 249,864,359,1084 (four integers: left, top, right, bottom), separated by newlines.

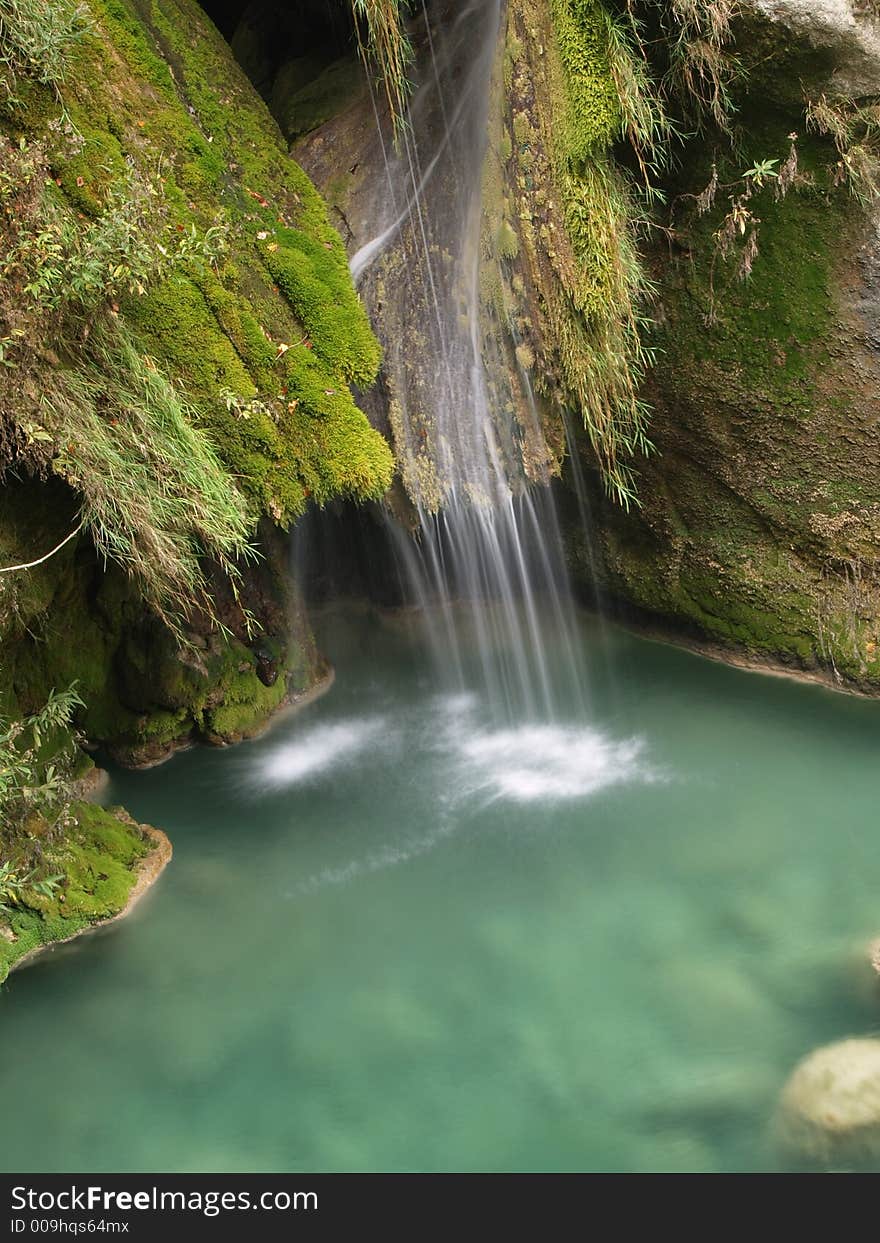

354,0,593,720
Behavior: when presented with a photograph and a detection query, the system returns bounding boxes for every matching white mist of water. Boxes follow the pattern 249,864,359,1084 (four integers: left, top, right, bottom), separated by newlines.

252,689,658,890
457,726,650,803
353,0,592,721
257,718,383,787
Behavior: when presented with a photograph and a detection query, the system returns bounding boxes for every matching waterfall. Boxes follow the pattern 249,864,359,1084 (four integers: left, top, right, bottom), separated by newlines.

353,0,589,720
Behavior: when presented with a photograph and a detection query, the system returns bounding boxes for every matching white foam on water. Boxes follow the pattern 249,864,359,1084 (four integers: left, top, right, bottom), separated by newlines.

269,699,660,895
256,718,386,789
456,724,653,803
296,822,454,895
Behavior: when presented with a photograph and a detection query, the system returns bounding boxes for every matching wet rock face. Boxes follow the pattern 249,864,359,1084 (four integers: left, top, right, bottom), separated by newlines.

294,0,880,693
254,646,279,687
749,0,880,96
561,2,880,694
251,0,880,692
778,1039,880,1164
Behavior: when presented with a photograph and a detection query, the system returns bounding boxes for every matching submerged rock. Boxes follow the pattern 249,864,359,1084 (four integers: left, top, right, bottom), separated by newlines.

778,1038,880,1163
870,938,880,976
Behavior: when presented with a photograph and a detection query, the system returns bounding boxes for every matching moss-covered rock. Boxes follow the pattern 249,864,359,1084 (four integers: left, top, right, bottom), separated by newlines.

569,83,880,689
0,802,158,984
39,0,393,524
0,475,321,766
0,0,388,770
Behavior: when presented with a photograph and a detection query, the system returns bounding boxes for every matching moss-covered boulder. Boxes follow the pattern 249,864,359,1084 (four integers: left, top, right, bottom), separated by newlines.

0,0,392,763
0,802,168,984
44,0,393,521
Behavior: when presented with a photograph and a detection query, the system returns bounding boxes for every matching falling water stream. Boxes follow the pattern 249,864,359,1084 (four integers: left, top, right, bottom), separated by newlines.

353,0,587,719
2,0,880,1176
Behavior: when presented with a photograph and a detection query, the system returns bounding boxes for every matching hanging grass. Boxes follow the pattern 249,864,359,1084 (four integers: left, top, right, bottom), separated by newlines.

545,0,667,506
41,317,253,634
660,0,739,133
552,161,657,507
0,0,91,94
349,0,413,131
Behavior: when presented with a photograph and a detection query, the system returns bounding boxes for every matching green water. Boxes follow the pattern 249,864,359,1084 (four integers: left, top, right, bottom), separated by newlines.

3,607,880,1173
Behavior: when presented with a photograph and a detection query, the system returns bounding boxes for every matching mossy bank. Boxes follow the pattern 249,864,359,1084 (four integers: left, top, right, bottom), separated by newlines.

0,802,171,984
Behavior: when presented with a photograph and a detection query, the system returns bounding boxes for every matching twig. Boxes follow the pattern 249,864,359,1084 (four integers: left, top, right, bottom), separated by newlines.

0,519,84,574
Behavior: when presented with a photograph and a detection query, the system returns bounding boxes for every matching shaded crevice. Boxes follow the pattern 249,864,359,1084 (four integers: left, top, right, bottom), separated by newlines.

292,501,407,608
199,0,363,141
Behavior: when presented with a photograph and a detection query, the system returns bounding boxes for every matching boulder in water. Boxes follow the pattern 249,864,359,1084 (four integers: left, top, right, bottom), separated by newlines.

778,1038,880,1164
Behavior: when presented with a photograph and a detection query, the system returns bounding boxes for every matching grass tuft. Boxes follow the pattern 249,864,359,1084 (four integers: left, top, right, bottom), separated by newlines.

43,317,253,634
350,0,413,132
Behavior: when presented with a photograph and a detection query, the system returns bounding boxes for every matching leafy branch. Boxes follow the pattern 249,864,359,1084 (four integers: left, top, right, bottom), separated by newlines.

0,683,84,835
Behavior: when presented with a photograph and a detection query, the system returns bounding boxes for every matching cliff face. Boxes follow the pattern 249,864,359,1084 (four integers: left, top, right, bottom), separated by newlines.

0,0,392,762
0,0,392,965
569,0,880,692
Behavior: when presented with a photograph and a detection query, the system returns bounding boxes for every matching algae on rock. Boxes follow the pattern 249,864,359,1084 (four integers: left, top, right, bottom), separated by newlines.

0,0,394,772
566,1,880,692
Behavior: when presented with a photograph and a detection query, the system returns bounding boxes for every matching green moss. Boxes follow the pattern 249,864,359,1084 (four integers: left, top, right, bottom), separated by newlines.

124,262,391,517
51,803,149,918
658,124,843,411
549,0,621,166
497,218,520,259
670,570,818,662
85,0,179,100
147,0,291,194
260,228,381,385
126,275,256,401
52,122,126,217
52,0,392,529
274,371,395,503
202,667,286,740
513,110,534,148
98,627,309,758
197,271,277,385
0,803,149,983
0,76,59,135
204,403,309,518
0,909,90,984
